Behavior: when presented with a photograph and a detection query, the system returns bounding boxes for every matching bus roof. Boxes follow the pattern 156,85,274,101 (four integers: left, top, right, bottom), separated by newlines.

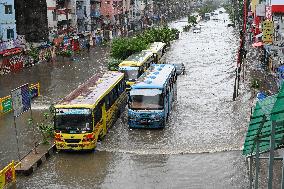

148,42,166,53
118,50,153,67
55,72,124,109
131,64,175,90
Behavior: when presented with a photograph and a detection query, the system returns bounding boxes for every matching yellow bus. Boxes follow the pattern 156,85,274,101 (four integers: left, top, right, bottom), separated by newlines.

54,72,127,151
147,42,167,64
118,50,154,89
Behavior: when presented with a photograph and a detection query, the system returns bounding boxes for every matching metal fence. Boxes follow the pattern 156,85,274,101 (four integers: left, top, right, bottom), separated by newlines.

0,161,20,188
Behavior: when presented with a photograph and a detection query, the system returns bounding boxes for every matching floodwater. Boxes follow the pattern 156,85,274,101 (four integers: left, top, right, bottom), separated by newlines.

1,9,252,188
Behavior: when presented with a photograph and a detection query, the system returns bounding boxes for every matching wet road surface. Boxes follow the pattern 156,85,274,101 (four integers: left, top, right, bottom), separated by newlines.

1,9,252,188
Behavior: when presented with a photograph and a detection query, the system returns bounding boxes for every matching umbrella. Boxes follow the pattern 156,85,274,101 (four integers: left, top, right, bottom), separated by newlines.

252,42,263,47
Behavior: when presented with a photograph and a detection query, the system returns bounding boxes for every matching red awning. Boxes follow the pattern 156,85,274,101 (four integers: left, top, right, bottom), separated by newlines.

0,48,22,57
272,5,284,13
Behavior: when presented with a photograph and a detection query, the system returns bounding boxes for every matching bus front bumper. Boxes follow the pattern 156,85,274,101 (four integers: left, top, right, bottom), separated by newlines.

128,119,165,129
55,141,96,151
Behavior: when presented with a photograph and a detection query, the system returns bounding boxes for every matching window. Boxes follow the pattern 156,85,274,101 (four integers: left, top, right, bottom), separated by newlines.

5,5,12,14
94,103,103,125
7,29,14,39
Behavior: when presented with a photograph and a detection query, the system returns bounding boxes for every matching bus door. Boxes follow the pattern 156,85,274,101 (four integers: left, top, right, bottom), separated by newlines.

167,85,171,113
94,101,106,138
164,89,169,119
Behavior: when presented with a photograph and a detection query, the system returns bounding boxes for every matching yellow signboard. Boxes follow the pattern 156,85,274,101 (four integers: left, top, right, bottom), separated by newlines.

262,20,274,44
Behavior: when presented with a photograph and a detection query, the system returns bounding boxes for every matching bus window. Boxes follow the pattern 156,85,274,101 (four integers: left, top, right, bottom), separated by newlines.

105,95,111,110
94,104,102,126
113,87,118,101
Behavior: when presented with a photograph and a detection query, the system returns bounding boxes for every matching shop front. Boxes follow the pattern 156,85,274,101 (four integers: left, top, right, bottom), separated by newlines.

0,48,23,75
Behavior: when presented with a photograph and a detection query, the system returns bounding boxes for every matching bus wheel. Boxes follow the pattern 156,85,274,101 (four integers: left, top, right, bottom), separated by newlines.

117,110,121,118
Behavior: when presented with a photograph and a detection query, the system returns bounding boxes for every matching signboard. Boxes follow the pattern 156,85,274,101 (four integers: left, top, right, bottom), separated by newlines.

11,84,31,117
1,97,12,113
266,6,272,20
262,20,274,44
256,4,265,17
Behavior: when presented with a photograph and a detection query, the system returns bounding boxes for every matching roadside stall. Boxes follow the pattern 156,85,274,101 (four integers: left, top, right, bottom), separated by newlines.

0,48,23,75
38,43,52,63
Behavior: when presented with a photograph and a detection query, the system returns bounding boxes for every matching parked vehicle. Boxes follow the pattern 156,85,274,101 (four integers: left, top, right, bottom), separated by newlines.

173,63,185,75
147,42,167,64
53,72,127,151
128,64,177,129
119,50,154,90
205,13,211,20
193,26,201,33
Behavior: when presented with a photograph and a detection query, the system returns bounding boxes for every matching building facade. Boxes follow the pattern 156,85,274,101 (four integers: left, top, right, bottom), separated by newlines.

0,0,17,41
76,0,91,33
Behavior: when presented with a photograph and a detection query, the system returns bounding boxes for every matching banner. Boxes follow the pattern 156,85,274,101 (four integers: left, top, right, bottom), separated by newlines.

256,4,265,16
266,6,272,20
262,20,274,44
11,83,31,117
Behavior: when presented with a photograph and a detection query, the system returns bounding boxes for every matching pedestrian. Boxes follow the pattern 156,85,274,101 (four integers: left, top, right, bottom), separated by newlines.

50,46,56,63
86,40,90,52
92,31,96,46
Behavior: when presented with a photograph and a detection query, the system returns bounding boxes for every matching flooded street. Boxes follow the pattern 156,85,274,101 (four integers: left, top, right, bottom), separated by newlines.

1,10,252,188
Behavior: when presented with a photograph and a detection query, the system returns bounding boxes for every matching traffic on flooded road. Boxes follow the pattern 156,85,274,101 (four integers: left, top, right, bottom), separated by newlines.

0,9,252,188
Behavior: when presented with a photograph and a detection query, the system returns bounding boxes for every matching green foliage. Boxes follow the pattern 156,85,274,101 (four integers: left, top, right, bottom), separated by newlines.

183,25,191,32
28,111,54,145
56,50,73,57
108,58,122,71
252,78,260,89
223,4,235,22
188,15,197,26
27,45,39,62
110,27,178,61
198,1,218,19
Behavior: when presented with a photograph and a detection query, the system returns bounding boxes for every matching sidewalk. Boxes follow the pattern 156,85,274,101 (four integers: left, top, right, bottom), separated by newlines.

245,45,278,97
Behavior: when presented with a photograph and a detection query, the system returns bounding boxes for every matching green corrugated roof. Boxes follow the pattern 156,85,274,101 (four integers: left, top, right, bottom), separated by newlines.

243,85,284,156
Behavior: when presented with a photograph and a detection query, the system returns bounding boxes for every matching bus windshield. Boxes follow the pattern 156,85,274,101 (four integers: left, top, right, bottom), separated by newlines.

129,89,163,110
54,109,92,133
120,68,139,81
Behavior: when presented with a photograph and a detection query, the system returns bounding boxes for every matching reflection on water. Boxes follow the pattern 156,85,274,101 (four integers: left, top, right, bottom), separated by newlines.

2,9,251,188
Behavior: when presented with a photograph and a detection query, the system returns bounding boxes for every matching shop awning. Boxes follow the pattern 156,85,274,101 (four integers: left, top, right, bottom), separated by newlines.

272,5,284,13
243,83,284,156
0,47,22,57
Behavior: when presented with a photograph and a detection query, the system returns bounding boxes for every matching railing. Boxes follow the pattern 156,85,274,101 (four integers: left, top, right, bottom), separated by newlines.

0,82,40,115
0,161,20,188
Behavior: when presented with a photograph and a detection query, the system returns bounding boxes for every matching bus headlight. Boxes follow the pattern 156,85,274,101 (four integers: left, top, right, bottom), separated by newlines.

82,134,94,142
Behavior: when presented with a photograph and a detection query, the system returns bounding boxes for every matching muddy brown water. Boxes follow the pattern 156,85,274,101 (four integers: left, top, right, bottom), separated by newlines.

0,9,253,188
